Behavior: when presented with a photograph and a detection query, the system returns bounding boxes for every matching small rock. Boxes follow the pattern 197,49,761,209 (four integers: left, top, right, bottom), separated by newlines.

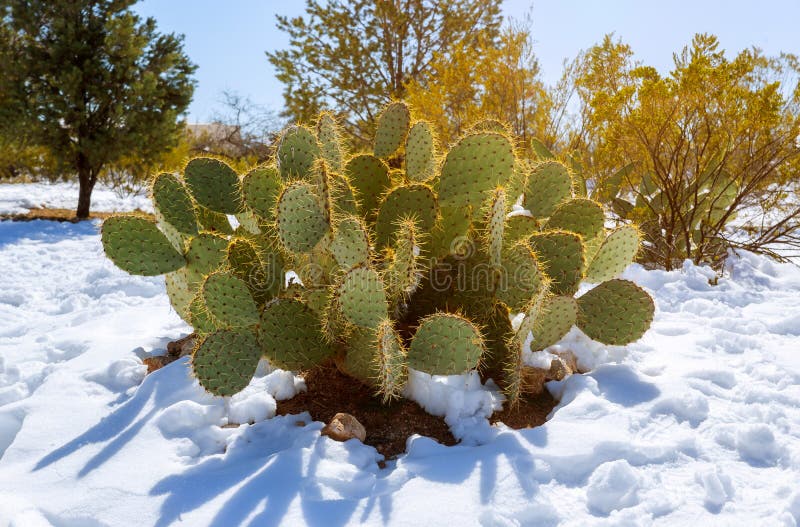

547,356,572,381
143,356,168,373
167,334,196,357
322,412,366,442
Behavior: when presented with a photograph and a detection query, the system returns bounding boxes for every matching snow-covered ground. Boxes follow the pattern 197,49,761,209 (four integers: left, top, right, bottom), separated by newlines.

1,201,800,525
0,182,152,215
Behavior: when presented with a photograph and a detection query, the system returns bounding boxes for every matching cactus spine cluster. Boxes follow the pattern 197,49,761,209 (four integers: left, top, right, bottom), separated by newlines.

101,102,655,406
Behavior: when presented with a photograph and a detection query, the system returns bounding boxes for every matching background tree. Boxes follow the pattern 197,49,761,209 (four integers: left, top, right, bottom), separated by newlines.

0,0,196,218
571,34,800,268
405,20,555,148
267,0,502,143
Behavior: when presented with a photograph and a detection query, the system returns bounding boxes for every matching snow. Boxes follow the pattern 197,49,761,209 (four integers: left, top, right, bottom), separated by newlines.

0,181,152,215
1,192,800,525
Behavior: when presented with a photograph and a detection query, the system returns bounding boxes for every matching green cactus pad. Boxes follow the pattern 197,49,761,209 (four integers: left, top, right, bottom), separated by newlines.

336,266,388,328
185,233,229,280
375,184,437,248
495,242,545,312
188,291,220,335
277,125,320,181
165,232,230,317
258,298,333,371
546,198,605,242
504,215,539,244
196,206,234,235
486,188,506,270
276,181,329,253
227,238,283,303
344,154,391,220
165,270,194,321
431,205,473,258
530,137,555,160
529,295,578,351
317,112,343,173
385,218,421,306
374,320,407,401
331,173,358,216
408,313,485,375
480,302,514,380
576,279,654,345
151,173,197,236
339,327,378,385
469,119,510,135
330,216,370,269
529,230,585,296
523,161,573,217
584,225,640,283
201,271,260,328
340,320,406,401
241,165,281,220
234,210,261,236
184,157,241,214
191,329,261,396
504,288,549,405
374,101,410,158
439,133,515,218
405,121,436,181
101,216,185,276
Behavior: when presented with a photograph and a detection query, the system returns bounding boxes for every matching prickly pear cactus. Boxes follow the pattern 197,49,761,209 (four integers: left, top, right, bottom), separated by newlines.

100,101,655,411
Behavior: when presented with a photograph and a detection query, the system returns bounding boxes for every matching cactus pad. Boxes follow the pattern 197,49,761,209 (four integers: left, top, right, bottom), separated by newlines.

375,184,437,247
546,198,605,242
529,230,585,296
241,165,281,220
191,329,261,396
530,138,555,160
276,181,329,253
344,154,391,220
439,133,515,218
184,157,241,214
384,218,421,306
486,188,506,269
201,271,260,328
188,292,220,335
374,101,410,158
195,206,233,235
496,242,545,312
317,112,343,173
408,313,485,375
277,125,319,180
336,266,388,328
504,214,539,244
529,295,578,351
585,225,640,283
330,216,370,269
101,216,185,276
576,279,655,345
258,298,333,371
151,173,197,236
405,121,436,181
524,161,572,217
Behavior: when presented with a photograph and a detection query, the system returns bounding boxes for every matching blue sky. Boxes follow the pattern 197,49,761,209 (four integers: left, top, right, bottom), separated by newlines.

132,0,800,123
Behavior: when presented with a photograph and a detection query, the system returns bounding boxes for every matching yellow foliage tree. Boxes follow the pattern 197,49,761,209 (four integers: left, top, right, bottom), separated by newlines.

405,23,555,149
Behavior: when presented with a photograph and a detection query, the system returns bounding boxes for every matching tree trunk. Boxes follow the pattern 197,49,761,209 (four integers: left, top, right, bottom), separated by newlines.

75,161,96,220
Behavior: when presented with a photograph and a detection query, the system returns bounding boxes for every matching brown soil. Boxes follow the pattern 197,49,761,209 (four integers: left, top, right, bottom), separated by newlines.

277,364,458,460
490,390,557,429
276,363,558,460
0,207,152,222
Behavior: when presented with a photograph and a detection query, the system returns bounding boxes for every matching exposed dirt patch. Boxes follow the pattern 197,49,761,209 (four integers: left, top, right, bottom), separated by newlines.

277,363,458,460
490,390,557,429
0,207,152,222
